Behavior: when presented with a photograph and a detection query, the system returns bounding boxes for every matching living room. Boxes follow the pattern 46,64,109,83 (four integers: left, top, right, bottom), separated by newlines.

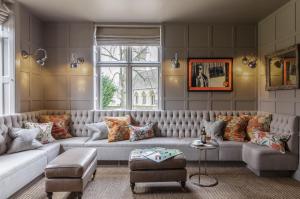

0,0,300,198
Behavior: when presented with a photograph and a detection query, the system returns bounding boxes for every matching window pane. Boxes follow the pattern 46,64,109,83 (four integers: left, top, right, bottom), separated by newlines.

132,67,158,110
131,46,159,63
100,67,127,110
3,83,9,114
99,46,127,63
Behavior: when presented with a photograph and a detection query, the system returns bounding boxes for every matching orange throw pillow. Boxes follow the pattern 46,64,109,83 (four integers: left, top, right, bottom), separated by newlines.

246,114,272,140
104,116,131,142
39,114,72,139
217,115,250,142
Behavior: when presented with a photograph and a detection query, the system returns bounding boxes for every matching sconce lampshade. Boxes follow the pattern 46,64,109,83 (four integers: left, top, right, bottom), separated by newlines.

242,55,257,69
70,53,84,68
171,52,180,68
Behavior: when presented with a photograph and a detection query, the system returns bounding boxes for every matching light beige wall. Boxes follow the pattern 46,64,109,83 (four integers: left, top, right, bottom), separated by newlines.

15,4,44,112
42,22,94,110
162,23,257,110
258,0,300,180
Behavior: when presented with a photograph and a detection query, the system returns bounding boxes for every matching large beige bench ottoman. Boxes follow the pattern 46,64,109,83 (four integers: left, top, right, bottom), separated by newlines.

45,148,97,199
129,150,187,193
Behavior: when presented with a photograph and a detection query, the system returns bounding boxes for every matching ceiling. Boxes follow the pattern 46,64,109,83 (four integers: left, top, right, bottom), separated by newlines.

17,0,289,23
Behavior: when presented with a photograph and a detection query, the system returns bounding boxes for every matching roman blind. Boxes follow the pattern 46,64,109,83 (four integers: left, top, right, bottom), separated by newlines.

95,26,160,45
0,0,10,24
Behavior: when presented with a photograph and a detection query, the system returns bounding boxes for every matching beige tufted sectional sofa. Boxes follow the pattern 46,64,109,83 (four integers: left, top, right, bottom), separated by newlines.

0,110,299,198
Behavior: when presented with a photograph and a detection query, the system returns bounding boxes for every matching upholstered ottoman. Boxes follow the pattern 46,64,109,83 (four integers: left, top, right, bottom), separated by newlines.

45,148,97,199
129,150,187,192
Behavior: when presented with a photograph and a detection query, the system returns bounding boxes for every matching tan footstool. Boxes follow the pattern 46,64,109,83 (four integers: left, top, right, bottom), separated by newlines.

129,150,187,192
45,148,97,199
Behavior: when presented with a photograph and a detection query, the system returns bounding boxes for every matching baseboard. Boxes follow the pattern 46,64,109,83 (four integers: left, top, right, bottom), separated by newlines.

97,160,246,167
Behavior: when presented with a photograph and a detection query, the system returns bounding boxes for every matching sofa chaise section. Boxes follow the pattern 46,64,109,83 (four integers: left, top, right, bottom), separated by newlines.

242,114,299,175
0,150,48,199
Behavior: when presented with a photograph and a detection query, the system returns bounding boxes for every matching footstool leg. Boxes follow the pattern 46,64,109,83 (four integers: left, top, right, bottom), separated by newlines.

130,182,135,193
181,181,186,188
46,192,53,199
77,192,83,199
92,170,97,181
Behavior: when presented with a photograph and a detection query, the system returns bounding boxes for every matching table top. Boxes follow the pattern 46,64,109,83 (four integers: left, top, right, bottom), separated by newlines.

190,141,218,150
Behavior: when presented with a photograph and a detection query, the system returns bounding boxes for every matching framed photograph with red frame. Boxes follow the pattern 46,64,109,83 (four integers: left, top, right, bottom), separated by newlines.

188,58,233,91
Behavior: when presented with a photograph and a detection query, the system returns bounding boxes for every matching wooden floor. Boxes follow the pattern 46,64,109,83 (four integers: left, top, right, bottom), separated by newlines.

13,165,300,199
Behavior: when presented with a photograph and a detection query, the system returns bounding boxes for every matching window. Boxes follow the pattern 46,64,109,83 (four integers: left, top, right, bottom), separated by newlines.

96,45,160,110
0,21,14,115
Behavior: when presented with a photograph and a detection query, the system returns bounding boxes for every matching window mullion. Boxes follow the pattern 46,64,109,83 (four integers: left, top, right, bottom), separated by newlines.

127,47,132,110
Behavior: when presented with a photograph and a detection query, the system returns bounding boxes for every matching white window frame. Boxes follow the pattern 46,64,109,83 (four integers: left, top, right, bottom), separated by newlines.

0,20,15,115
95,45,161,110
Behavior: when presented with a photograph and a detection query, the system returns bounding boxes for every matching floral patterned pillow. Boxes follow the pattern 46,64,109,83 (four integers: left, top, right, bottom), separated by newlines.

104,116,131,142
24,122,55,144
246,114,272,140
251,130,291,153
217,115,250,142
129,123,155,142
39,115,72,140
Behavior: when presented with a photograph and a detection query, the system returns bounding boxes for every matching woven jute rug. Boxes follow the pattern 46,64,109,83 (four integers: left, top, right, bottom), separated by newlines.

13,165,300,199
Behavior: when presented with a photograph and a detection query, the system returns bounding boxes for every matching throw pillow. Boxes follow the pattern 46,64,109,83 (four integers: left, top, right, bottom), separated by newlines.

217,115,250,142
39,114,72,139
129,123,155,142
202,120,226,141
104,116,131,142
246,114,272,140
86,122,109,141
251,130,290,153
24,122,55,144
7,128,42,154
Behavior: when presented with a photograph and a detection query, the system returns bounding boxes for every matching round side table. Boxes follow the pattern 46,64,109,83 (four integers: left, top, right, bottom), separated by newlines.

189,142,218,187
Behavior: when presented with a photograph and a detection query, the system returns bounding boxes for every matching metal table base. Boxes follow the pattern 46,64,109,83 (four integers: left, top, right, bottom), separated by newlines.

189,143,218,187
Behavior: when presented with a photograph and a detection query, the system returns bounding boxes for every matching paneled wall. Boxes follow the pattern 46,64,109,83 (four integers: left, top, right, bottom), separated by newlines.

258,0,300,180
42,22,94,110
15,4,44,112
162,23,257,110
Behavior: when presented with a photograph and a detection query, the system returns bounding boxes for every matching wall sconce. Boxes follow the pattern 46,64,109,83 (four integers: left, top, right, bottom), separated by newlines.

242,55,257,68
70,53,84,68
21,48,48,66
171,52,180,68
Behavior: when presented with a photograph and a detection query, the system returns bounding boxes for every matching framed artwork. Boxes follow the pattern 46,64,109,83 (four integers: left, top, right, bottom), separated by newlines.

188,58,233,91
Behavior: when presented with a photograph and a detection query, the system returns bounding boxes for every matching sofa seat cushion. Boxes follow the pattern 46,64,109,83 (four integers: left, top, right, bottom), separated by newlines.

45,148,97,178
37,142,61,163
217,140,244,161
85,137,196,147
0,150,46,180
85,137,219,161
242,143,298,171
56,137,90,147
129,152,186,171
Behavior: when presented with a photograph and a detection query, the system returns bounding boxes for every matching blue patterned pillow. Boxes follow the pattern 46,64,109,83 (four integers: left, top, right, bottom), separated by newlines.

129,123,155,142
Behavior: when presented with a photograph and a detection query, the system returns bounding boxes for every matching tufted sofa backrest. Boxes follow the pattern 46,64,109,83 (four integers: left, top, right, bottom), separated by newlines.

93,110,209,138
39,110,94,137
209,110,258,121
269,113,299,154
7,110,94,137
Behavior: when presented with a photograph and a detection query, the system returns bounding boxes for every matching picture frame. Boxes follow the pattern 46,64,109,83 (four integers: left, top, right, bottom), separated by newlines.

188,58,233,91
